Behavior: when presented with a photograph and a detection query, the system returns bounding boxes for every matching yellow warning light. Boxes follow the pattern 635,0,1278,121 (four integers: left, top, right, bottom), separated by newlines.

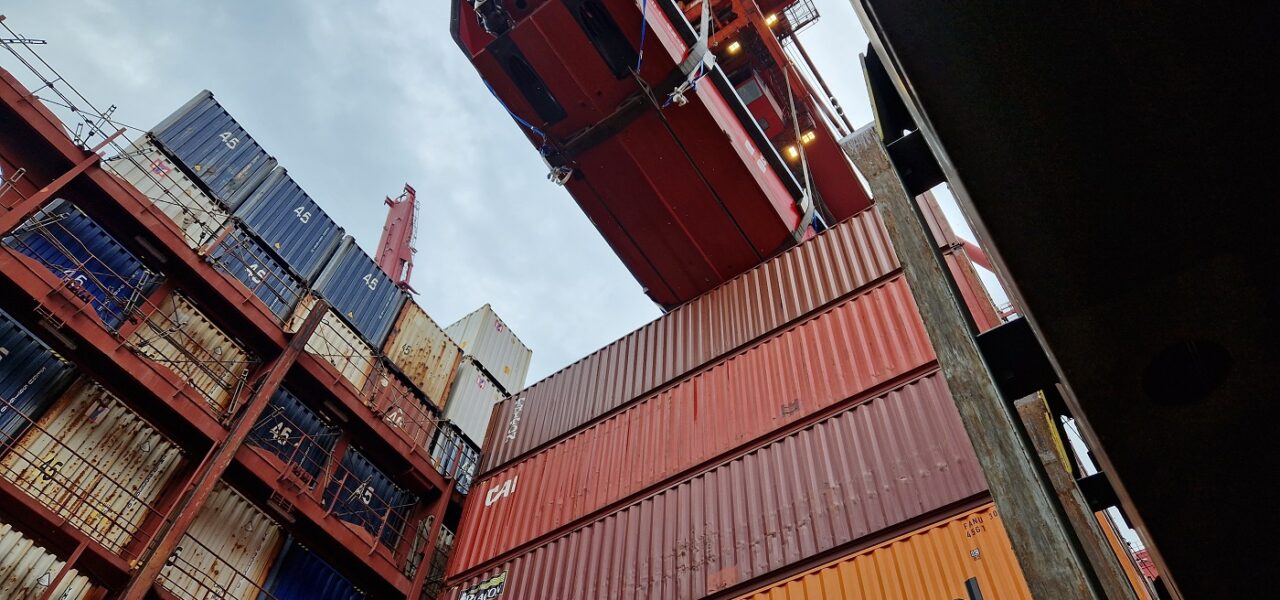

785,145,800,160
727,40,742,54
800,130,817,144
766,13,779,26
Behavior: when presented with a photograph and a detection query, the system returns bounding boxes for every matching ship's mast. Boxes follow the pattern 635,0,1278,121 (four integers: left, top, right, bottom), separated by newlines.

376,183,418,293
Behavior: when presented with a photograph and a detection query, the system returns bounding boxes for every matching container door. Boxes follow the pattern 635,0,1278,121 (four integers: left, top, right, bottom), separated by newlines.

207,224,305,321
313,237,405,347
322,448,416,549
0,308,77,445
0,521,99,600
246,386,338,486
158,483,283,600
234,169,343,283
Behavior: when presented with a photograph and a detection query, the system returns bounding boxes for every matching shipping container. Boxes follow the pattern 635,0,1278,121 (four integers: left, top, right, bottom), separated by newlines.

0,307,77,444
261,538,366,599
287,295,378,393
313,236,406,348
382,301,462,410
206,222,306,321
0,377,182,554
323,447,417,549
246,386,338,486
430,423,480,495
734,504,1031,600
233,168,343,282
2,198,161,331
103,137,229,249
0,521,100,600
127,291,255,416
442,356,503,446
452,276,934,574
482,209,898,471
444,373,987,596
158,482,284,600
445,304,531,395
150,90,276,209
366,360,444,455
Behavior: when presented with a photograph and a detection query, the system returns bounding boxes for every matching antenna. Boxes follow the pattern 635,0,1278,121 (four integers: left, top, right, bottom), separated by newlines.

376,183,418,294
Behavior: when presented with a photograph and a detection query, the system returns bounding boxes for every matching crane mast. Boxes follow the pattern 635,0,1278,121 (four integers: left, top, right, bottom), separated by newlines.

376,183,418,293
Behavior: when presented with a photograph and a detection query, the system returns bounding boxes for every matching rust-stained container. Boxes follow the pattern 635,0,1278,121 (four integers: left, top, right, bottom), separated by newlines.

445,304,531,395
383,300,463,409
444,373,986,595
452,275,934,575
483,209,898,472
127,291,254,417
0,520,100,599
287,294,378,394
443,356,504,446
103,137,229,249
734,503,1031,600
0,377,183,554
158,482,284,600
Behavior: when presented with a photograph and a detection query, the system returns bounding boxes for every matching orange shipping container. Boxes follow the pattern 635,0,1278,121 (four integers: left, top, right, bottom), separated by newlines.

736,503,1031,600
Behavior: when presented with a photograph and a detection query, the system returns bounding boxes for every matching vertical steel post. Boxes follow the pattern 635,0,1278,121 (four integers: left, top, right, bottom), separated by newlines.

408,488,454,600
118,299,329,600
842,127,1103,600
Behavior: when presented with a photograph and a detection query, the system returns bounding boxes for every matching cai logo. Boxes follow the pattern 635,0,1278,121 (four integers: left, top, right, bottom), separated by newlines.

459,571,507,600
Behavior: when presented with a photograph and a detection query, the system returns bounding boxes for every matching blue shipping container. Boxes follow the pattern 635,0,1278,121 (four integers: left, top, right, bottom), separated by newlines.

151,90,276,209
430,425,480,495
0,308,78,444
208,223,305,321
3,199,160,331
259,539,365,600
313,237,406,348
322,448,415,548
234,168,343,283
247,386,337,484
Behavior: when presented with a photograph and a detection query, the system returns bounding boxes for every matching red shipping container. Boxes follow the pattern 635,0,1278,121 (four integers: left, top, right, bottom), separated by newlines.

484,209,899,472
444,373,987,599
452,275,935,577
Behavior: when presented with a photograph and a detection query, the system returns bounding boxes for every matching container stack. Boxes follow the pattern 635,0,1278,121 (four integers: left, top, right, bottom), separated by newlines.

442,207,1023,599
0,73,484,599
438,305,531,448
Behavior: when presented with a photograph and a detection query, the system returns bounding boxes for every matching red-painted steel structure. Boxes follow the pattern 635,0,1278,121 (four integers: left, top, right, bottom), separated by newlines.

377,184,419,293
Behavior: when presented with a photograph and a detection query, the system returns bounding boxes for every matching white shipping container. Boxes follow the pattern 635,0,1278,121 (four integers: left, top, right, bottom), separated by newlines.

128,292,253,416
0,521,98,599
382,301,462,409
103,137,230,249
286,295,377,393
0,378,183,553
442,356,504,445
158,483,283,600
445,304,530,395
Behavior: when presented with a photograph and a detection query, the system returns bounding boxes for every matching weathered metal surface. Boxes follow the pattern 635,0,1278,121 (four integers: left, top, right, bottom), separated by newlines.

322,447,416,549
149,90,276,209
157,483,284,600
206,222,306,322
0,377,182,554
483,209,898,472
127,291,254,417
430,423,480,495
444,373,986,597
313,236,406,348
233,168,344,283
733,504,1030,600
452,275,934,575
383,301,462,410
444,304,530,396
0,520,98,600
288,295,378,394
0,306,77,443
246,385,338,485
103,137,229,249
442,356,504,446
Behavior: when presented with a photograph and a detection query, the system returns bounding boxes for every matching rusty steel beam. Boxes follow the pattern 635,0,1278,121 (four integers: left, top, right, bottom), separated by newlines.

119,300,329,600
0,127,121,235
407,489,453,599
842,125,1105,600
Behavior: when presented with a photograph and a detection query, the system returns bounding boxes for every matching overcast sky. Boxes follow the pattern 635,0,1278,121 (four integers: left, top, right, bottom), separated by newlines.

1,0,996,384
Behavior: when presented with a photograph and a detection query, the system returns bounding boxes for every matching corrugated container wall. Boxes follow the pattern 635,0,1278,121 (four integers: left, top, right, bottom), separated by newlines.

206,222,306,321
0,521,99,600
233,168,343,282
262,539,367,599
323,448,415,549
442,356,503,446
2,199,160,331
383,300,463,409
483,209,898,472
104,138,229,249
246,386,338,485
313,236,406,348
445,374,987,598
445,304,530,395
127,291,254,416
0,378,183,554
736,504,1031,600
452,276,934,575
430,423,481,495
287,295,378,393
158,483,283,600
150,90,276,208
0,307,77,443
